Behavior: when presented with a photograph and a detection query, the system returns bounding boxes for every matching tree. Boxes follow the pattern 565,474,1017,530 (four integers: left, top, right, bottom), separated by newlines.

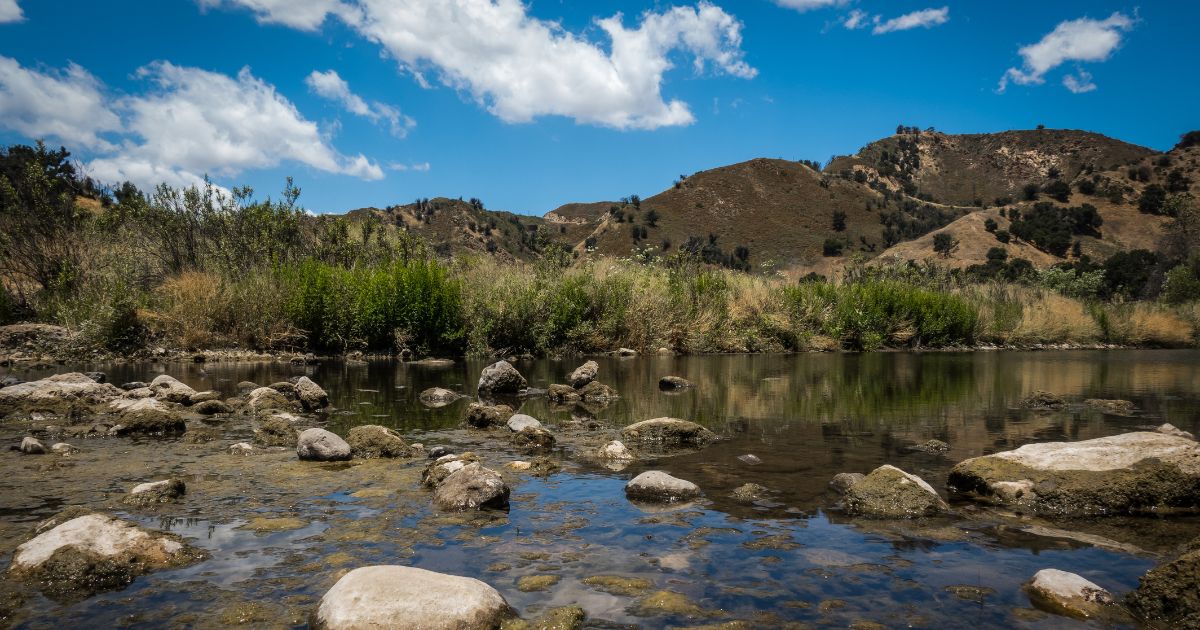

1166,169,1192,193
823,239,844,257
1138,184,1168,215
1176,131,1200,150
932,233,958,257
1077,179,1097,195
995,230,1011,244
1044,180,1071,202
984,218,998,233
831,210,847,232
1022,183,1040,201
644,208,659,227
986,247,1008,263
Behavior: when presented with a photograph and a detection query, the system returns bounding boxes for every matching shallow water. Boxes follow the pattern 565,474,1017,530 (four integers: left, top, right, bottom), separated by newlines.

2,350,1199,628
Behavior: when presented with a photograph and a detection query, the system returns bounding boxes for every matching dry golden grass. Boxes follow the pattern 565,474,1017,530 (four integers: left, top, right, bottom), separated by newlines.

1107,303,1194,347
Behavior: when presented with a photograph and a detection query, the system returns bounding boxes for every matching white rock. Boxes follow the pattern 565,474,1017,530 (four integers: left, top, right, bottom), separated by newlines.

294,376,328,411
313,565,513,630
296,428,351,462
506,414,542,433
19,437,45,454
10,513,187,572
149,374,196,403
597,440,634,461
50,443,79,455
1025,568,1120,619
625,470,701,503
228,442,254,455
988,432,1200,473
1157,423,1195,441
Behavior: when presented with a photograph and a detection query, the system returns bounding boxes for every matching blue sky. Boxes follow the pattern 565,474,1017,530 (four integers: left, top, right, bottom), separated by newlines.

0,1,1196,215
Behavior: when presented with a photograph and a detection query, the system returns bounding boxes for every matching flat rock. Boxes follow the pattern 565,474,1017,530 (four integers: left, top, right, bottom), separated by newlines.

296,428,352,462
346,425,413,458
621,418,716,448
843,465,947,518
948,431,1200,516
506,414,543,432
568,361,598,389
312,565,514,630
1084,399,1136,415
433,463,511,511
108,398,187,435
149,374,196,404
419,387,461,408
1025,569,1123,621
477,360,527,394
0,373,122,416
625,470,701,503
123,479,186,507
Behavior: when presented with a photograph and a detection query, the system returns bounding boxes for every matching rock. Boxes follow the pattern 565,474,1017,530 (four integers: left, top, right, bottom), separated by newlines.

7,512,202,597
118,381,145,391
433,463,511,511
0,373,122,416
268,381,298,397
516,574,560,592
187,390,220,404
506,414,543,432
254,415,298,447
621,418,716,448
50,443,79,456
123,479,186,507
422,453,480,487
842,465,947,518
123,387,154,399
1019,391,1067,411
737,454,762,465
512,426,555,451
181,427,220,443
731,483,770,501
507,461,532,471
294,376,329,411
229,442,254,455
312,565,514,630
1158,423,1196,440
1025,569,1122,620
109,398,186,435
577,380,618,403
907,439,950,454
829,472,865,495
1,375,22,387
465,402,514,429
658,376,693,390
625,470,702,503
149,374,196,404
427,445,454,459
192,399,231,415
296,428,352,462
597,440,634,461
528,457,561,476
346,425,413,458
419,387,461,408
477,360,527,394
948,431,1200,516
248,387,292,414
568,361,598,389
502,606,585,630
19,437,45,454
84,371,106,384
546,384,580,404
616,347,637,357
236,381,259,393
1084,399,1136,415
1127,538,1200,625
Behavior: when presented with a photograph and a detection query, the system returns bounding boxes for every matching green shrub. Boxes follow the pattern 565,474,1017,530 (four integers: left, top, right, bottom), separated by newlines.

1162,265,1200,304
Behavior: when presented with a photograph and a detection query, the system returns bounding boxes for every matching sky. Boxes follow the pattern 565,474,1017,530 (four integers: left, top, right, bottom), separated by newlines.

0,0,1196,215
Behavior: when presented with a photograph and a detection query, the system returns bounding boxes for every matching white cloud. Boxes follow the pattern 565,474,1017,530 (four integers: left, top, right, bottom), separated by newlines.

1062,69,1096,94
842,9,868,30
871,7,949,35
999,12,1133,92
201,0,756,130
773,0,850,12
0,56,122,150
197,0,354,31
306,69,414,137
0,0,23,23
386,161,430,172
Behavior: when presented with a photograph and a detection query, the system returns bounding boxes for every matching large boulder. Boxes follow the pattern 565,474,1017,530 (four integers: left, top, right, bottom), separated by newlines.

568,361,598,389
312,565,514,630
422,453,480,488
8,512,202,598
419,387,461,408
948,431,1200,516
346,425,413,458
621,418,716,448
294,377,329,411
1025,569,1123,621
477,360,527,394
842,465,948,518
1127,538,1200,626
0,373,122,416
149,374,196,404
248,387,293,414
432,463,511,511
465,403,514,429
625,471,701,503
296,428,352,462
108,398,187,435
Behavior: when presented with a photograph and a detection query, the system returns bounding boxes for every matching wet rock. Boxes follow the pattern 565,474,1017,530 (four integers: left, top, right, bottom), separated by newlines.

737,454,762,465
123,478,186,507
583,575,653,596
109,398,187,435
247,387,292,414
631,590,708,617
254,415,298,447
512,426,555,451
948,431,1200,516
568,361,598,389
181,426,221,443
507,414,543,432
419,387,461,408
422,453,480,487
346,424,413,458
621,418,717,448
1084,399,1136,415
84,371,106,384
295,376,329,411
7,512,202,598
478,360,527,394
19,436,45,454
1025,569,1123,621
1,375,22,387
296,428,352,462
1127,537,1200,625
50,443,78,456
433,462,511,511
427,445,454,459
516,575,560,592
544,384,579,405
616,347,638,357
842,465,947,518
829,472,865,495
123,387,154,399
149,374,196,404
578,381,618,404
0,373,122,416
625,470,702,503
598,440,634,461
268,381,298,397
1158,423,1196,441
1019,391,1067,411
528,456,561,476
236,381,259,393
466,402,515,429
731,483,770,501
187,390,220,404
119,381,146,391
313,565,515,630
907,439,950,454
191,399,231,415
229,442,254,455
658,376,693,390
501,606,585,630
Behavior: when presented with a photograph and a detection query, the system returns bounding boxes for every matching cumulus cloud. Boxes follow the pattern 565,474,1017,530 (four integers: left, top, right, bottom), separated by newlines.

306,69,414,137
200,0,756,130
999,12,1134,93
1062,69,1096,94
842,9,868,30
386,161,430,172
0,56,122,150
0,0,22,23
197,0,354,31
772,0,850,12
871,7,949,35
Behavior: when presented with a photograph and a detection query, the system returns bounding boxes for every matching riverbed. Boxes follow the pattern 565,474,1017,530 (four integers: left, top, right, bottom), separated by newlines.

2,350,1199,628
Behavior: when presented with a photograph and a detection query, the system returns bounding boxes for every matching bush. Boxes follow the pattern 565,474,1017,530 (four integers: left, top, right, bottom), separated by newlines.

984,218,997,233
823,239,845,257
1043,180,1072,202
1139,184,1167,215
1036,266,1106,299
1162,265,1200,304
1077,179,1097,195
1022,183,1040,201
995,230,1011,244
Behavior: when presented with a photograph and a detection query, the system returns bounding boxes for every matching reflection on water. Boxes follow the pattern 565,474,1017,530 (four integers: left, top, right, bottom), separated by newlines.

1,350,1198,628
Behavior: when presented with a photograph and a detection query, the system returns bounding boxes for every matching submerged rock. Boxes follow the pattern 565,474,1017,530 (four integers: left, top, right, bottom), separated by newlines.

1084,399,1136,415
8,512,202,598
829,472,865,495
546,384,580,404
433,462,511,511
577,381,618,404
312,565,515,630
478,360,527,394
658,376,693,390
19,437,45,455
502,606,585,630
948,431,1200,516
1127,538,1200,625
0,373,122,416
621,418,717,448
842,465,947,518
419,387,461,408
123,478,186,507
109,398,187,435
149,374,196,404
1019,391,1067,411
465,402,515,429
1025,569,1123,621
568,361,598,389
506,414,543,432
296,428,352,462
254,415,298,447
247,387,292,414
625,470,702,503
346,425,413,458
907,439,950,454
229,442,255,456
294,376,329,411
50,442,78,456
731,483,770,501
